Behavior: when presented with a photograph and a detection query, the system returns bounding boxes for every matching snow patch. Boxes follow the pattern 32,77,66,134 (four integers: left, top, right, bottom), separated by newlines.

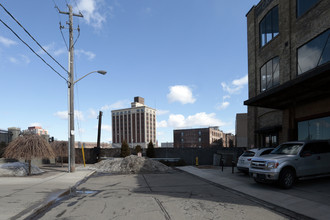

84,155,171,174
0,162,44,176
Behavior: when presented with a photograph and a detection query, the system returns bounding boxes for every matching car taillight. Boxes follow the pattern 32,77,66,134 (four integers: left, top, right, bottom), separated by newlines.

247,158,251,161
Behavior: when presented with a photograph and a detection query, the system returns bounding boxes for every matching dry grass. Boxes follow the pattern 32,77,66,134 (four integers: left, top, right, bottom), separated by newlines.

51,141,68,157
4,134,55,160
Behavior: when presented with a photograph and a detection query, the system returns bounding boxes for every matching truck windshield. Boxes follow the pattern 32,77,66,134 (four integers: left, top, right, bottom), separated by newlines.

271,143,303,155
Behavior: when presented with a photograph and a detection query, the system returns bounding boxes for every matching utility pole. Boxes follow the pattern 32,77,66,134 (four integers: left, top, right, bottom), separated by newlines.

58,5,83,173
96,111,103,148
96,111,103,161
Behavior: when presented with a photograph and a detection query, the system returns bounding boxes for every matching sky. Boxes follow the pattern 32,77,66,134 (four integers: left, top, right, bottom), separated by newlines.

0,0,260,145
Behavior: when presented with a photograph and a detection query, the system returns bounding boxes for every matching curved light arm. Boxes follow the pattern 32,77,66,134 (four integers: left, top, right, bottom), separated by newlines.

73,70,107,85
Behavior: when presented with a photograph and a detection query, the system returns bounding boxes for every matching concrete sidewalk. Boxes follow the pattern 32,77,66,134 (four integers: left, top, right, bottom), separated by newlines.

178,166,330,220
0,165,94,220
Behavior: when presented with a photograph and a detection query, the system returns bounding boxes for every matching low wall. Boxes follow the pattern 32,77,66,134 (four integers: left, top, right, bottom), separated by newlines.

73,147,246,166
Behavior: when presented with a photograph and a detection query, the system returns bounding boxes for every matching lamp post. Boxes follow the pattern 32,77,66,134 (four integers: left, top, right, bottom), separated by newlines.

68,70,107,173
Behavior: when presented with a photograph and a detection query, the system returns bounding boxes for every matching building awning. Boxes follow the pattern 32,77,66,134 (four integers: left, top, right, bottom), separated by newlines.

244,62,330,109
255,125,282,134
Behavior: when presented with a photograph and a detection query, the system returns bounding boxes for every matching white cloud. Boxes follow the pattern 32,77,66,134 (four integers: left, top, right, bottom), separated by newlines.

38,42,66,57
157,109,169,115
167,85,196,104
75,0,107,29
221,75,248,94
168,114,186,128
217,101,230,110
223,95,230,100
29,122,42,127
54,48,66,56
9,57,18,64
101,100,130,111
75,49,96,60
167,112,225,128
0,36,17,47
20,54,31,64
88,109,98,118
233,75,248,86
54,110,85,120
102,124,112,132
54,111,67,120
8,55,31,65
157,120,168,128
216,96,230,110
78,128,86,133
38,42,55,55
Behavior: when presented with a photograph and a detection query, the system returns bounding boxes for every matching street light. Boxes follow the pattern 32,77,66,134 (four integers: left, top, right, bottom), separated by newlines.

68,70,107,173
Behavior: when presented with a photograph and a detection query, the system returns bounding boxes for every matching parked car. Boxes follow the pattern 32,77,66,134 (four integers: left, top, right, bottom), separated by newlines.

249,140,330,189
237,148,274,174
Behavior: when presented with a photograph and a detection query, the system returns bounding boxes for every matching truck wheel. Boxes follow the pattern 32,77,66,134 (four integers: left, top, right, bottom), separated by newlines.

253,177,262,183
279,168,295,189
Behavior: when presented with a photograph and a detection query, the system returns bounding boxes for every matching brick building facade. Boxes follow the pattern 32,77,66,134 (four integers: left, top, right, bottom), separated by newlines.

112,97,156,148
244,0,330,148
173,127,234,148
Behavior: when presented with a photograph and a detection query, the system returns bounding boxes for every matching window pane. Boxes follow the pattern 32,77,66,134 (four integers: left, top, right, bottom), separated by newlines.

259,6,279,47
261,65,266,91
265,12,272,43
266,60,272,88
260,56,279,92
273,57,280,85
298,30,330,74
272,6,279,37
297,0,320,17
298,116,330,140
319,31,330,65
260,19,266,47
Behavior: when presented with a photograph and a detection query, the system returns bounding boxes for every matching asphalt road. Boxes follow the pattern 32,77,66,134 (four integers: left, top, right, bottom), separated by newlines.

34,170,289,220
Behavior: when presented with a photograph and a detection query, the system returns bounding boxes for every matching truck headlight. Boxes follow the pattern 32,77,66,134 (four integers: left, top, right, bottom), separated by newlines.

266,162,279,169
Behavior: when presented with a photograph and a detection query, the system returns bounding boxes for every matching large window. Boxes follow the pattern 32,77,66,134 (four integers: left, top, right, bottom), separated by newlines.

297,29,330,75
297,0,320,17
260,57,280,92
260,6,279,47
298,116,330,140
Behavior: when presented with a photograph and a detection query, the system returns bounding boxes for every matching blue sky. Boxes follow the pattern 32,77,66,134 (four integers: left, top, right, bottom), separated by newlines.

0,0,260,145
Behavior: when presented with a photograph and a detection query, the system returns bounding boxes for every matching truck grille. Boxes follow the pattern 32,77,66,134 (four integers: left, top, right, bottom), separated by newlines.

251,160,266,169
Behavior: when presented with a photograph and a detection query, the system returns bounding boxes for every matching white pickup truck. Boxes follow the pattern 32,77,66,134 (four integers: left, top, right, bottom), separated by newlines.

249,140,330,189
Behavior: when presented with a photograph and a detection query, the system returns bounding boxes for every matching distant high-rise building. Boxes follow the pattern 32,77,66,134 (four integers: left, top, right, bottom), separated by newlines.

111,97,156,148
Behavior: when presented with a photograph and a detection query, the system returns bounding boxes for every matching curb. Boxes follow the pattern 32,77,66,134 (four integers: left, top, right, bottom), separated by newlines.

177,168,314,220
23,170,96,220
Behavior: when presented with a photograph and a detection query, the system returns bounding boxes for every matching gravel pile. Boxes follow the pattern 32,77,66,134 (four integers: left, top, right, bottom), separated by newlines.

0,162,44,176
90,155,171,174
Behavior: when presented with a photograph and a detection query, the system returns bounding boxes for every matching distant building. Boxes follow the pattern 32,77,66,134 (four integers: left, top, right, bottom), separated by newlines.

76,142,111,149
161,142,174,148
111,97,156,148
173,127,232,148
23,126,48,136
22,126,49,141
0,129,12,144
235,113,248,147
244,0,330,148
0,127,21,144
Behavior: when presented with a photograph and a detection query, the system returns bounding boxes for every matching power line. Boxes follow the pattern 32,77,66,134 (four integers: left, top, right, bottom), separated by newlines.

0,3,69,75
0,18,68,82
51,0,69,50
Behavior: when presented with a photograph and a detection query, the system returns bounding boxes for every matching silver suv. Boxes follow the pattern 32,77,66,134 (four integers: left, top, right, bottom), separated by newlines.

249,140,330,189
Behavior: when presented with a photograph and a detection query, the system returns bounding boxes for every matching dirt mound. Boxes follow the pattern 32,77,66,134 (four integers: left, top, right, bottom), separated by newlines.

92,155,171,174
0,162,44,176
